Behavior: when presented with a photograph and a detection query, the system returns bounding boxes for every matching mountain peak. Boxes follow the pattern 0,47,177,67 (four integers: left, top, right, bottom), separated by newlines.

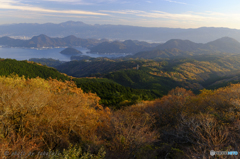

64,35,79,40
165,39,195,45
207,37,240,46
211,37,239,43
123,40,136,46
156,39,201,52
60,21,88,27
206,37,240,53
38,34,49,37
31,34,50,41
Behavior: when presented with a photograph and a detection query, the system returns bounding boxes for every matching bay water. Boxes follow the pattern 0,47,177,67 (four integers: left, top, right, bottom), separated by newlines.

0,47,129,61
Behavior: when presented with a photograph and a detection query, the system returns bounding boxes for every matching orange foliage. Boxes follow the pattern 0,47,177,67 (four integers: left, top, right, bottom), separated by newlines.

3,75,240,158
0,75,110,158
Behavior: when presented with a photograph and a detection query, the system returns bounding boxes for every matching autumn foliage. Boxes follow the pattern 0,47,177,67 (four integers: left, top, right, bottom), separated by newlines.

1,75,240,158
146,86,240,158
0,75,158,159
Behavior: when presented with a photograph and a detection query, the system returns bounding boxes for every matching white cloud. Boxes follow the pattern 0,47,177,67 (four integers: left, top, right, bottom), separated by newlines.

100,10,217,22
99,9,240,29
0,0,108,15
146,1,152,3
100,10,146,15
164,0,187,5
42,0,119,5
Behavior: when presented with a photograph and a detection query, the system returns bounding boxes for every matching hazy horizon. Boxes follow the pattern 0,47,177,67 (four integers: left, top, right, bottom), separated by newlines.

1,20,240,30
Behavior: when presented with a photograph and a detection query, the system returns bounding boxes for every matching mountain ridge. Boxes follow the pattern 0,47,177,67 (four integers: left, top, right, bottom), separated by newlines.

2,21,240,43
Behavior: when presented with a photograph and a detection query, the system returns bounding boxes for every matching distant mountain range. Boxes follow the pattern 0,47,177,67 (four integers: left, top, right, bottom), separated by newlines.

130,37,240,59
2,21,240,43
2,34,240,58
0,34,106,48
0,34,160,53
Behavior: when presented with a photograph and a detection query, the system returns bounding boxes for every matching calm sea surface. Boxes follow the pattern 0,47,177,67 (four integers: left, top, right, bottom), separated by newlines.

0,47,129,61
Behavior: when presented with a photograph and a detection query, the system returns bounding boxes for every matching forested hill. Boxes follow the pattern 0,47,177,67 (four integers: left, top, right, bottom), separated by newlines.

0,58,159,108
89,40,159,54
55,54,240,94
0,59,70,81
56,58,142,77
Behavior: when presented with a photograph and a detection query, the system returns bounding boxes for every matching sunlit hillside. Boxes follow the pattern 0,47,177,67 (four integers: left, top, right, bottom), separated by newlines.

1,74,240,158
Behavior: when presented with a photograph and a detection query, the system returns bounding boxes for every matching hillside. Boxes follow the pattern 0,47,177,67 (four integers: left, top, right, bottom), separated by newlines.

155,39,203,52
70,55,92,61
0,34,107,48
55,54,240,95
73,78,158,108
129,49,192,59
89,40,159,54
0,59,70,81
205,37,240,53
56,58,142,77
0,58,158,108
2,75,240,158
29,58,64,67
2,51,240,158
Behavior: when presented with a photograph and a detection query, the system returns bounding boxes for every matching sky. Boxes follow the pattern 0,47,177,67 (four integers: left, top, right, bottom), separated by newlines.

1,0,240,29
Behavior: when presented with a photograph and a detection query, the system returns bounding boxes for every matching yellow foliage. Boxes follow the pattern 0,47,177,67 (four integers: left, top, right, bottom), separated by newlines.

0,75,109,157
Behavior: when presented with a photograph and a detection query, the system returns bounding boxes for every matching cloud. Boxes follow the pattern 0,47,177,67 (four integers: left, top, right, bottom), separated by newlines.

146,1,152,3
100,10,218,22
164,0,187,5
99,9,240,29
42,0,118,5
0,0,108,15
100,10,146,15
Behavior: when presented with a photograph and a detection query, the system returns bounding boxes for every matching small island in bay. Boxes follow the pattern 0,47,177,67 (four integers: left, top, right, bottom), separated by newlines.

60,47,83,55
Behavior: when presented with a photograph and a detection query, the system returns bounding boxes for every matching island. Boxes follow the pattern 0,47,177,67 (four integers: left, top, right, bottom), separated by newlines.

60,47,83,55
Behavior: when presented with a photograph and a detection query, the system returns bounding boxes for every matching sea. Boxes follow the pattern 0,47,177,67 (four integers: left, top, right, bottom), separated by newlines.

0,47,130,62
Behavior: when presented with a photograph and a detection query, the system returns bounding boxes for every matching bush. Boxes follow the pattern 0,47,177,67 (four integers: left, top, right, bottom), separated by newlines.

49,144,106,159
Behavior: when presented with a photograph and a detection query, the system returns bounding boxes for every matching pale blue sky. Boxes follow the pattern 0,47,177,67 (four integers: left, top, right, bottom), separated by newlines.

1,0,240,28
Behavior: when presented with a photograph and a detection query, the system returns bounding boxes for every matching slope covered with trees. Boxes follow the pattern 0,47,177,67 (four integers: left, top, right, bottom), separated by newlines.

89,40,158,54
1,75,240,158
74,78,158,109
56,58,144,77
29,58,64,67
0,59,69,81
55,54,240,95
0,58,159,108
